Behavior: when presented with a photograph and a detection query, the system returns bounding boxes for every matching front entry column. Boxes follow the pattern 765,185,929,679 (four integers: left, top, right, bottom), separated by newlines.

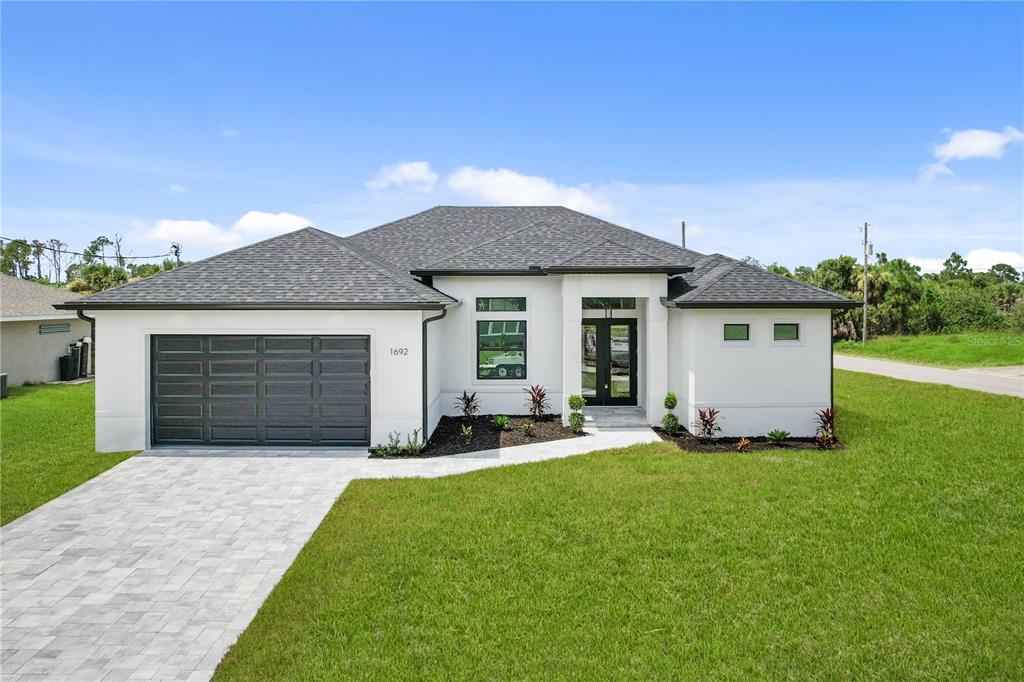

645,279,669,427
560,275,583,426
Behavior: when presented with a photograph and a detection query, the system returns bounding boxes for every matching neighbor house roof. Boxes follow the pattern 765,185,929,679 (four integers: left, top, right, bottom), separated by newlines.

349,206,702,274
665,254,859,309
56,228,455,310
1,274,82,320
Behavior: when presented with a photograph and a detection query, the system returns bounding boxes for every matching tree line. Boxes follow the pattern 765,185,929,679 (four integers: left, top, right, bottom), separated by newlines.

761,252,1024,339
0,235,185,294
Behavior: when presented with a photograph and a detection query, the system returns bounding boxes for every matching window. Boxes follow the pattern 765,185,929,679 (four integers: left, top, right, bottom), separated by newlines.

477,320,526,379
723,323,750,341
476,297,526,312
774,323,800,341
39,322,71,334
582,297,636,310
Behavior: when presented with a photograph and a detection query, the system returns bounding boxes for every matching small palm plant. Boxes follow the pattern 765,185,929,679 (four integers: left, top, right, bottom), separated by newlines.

454,391,480,420
523,384,550,420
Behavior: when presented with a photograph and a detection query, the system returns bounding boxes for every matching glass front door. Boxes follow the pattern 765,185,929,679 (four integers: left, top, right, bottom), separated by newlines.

580,319,637,405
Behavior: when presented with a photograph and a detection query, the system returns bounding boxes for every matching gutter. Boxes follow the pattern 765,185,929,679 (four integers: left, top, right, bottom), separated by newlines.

52,301,450,311
421,305,452,442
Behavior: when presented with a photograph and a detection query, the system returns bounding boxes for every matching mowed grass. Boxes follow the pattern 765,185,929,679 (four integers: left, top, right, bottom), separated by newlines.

215,371,1024,680
835,331,1024,367
0,383,135,525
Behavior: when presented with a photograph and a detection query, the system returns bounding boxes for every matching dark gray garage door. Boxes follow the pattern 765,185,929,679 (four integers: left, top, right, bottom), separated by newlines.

151,335,370,446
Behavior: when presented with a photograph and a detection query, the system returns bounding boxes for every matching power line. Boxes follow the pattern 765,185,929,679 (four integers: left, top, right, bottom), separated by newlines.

0,237,172,261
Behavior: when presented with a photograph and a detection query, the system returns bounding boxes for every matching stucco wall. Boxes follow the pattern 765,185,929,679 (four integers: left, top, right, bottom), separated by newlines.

0,317,91,386
91,309,424,452
668,308,832,437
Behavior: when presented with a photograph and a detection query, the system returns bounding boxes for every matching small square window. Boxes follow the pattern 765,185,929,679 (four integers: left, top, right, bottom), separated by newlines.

723,323,750,341
774,323,799,341
476,297,526,312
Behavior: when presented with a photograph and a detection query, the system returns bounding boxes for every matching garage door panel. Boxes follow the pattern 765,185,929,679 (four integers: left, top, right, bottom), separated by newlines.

152,335,370,447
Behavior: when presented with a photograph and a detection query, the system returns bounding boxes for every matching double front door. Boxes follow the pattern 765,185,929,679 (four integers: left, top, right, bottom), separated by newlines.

581,319,637,406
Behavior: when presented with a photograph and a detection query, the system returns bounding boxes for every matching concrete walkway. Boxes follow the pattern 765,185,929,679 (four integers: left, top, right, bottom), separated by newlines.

0,426,659,681
835,354,1024,398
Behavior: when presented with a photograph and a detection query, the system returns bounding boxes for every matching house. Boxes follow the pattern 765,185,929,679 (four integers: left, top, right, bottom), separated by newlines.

1,274,92,387
55,206,857,451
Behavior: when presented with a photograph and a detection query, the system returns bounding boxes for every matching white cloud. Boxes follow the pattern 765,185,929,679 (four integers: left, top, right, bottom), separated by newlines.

140,211,313,254
366,161,438,191
920,126,1024,180
221,127,241,138
446,166,613,215
906,257,945,274
964,248,1024,272
169,183,187,193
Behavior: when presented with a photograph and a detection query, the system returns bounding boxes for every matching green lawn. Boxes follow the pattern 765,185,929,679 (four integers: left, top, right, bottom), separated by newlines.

835,331,1024,368
215,371,1024,680
0,383,136,525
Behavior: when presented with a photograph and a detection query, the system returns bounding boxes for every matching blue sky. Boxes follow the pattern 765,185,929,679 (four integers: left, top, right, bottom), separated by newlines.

3,2,1022,273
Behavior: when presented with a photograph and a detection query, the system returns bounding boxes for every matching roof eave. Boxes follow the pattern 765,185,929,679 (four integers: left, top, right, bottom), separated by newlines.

410,269,549,277
412,266,693,277
663,299,860,310
53,301,451,311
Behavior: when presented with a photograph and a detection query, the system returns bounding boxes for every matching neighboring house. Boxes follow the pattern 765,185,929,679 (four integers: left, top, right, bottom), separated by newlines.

1,274,91,387
56,206,856,451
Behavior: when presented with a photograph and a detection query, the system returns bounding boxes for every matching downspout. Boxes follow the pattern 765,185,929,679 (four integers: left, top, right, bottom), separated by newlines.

421,307,448,443
77,309,96,377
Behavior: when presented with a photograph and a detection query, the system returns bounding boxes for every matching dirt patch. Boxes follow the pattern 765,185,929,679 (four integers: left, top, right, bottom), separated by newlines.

370,415,584,458
654,428,839,453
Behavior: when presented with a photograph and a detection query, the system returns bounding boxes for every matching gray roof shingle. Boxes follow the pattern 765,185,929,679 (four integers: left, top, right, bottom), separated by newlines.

1,274,82,319
667,255,858,308
60,228,454,309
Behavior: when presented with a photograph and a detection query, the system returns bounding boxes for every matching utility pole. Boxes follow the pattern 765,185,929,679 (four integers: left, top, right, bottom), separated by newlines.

861,222,872,344
170,243,182,266
681,221,686,249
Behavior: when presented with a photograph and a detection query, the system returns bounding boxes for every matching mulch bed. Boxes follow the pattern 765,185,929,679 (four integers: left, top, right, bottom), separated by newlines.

654,428,838,452
370,415,584,458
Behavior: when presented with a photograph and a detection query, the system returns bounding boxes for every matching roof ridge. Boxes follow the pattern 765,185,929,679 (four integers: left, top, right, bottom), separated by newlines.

556,207,705,261
305,228,450,304
551,236,675,267
71,226,319,305
689,260,741,296
710,254,851,300
421,218,555,269
344,206,438,240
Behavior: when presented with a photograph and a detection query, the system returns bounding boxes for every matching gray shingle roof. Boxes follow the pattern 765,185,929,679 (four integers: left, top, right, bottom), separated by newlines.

1,274,81,319
60,228,454,309
348,206,703,272
667,255,858,308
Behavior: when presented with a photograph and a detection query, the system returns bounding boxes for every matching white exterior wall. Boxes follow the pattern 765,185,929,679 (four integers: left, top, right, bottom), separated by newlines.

0,317,92,386
668,308,832,437
91,309,424,452
432,276,564,418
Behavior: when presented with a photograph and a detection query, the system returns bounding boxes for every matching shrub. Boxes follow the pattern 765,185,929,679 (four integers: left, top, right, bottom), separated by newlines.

736,437,751,452
567,393,585,412
521,422,535,437
814,408,838,449
491,415,510,430
661,413,680,435
453,391,480,420
692,408,722,442
459,424,473,443
405,429,424,455
523,385,550,420
934,285,1002,332
568,412,586,432
663,392,678,410
1008,299,1024,333
766,429,790,444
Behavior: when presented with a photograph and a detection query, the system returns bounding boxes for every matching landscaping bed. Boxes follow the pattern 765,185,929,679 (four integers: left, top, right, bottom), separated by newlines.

655,428,823,452
370,415,583,458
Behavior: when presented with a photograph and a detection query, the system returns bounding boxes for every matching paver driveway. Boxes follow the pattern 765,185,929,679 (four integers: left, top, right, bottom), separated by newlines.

1,427,658,680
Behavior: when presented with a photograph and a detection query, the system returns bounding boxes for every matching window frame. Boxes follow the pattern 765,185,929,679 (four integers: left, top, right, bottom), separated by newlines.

582,297,637,310
475,297,527,312
475,319,527,380
722,323,751,342
773,323,800,342
769,319,805,347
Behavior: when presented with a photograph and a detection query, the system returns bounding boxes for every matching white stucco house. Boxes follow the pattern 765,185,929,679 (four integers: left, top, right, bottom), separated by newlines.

2,274,91,387
56,207,856,451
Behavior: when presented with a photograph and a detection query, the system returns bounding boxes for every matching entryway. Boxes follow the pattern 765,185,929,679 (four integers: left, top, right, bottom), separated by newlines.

581,319,637,406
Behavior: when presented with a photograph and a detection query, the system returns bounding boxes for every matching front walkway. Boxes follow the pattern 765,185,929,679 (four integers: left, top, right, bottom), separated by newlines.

834,355,1024,398
0,426,659,681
